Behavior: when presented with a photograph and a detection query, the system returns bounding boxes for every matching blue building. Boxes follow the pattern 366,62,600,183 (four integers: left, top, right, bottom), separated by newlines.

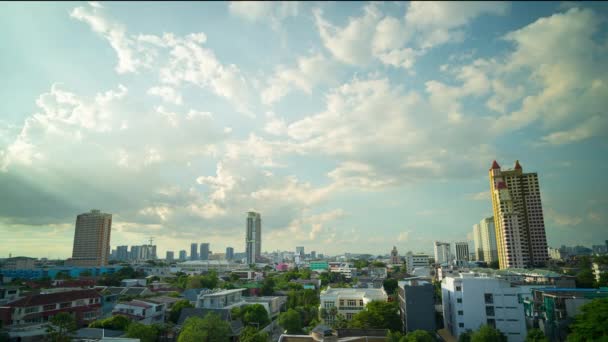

0,265,123,280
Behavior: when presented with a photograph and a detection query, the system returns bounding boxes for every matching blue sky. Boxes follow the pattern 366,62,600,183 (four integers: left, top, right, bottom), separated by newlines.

0,1,607,258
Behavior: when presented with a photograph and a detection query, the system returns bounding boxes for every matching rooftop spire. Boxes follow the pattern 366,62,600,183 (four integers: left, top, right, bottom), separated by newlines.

514,160,522,170
490,160,500,170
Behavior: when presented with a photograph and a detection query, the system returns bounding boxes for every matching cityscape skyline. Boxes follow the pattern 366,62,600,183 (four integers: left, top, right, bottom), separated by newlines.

1,2,607,258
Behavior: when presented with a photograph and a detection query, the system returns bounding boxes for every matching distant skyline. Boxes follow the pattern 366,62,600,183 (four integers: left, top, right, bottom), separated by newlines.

0,2,607,258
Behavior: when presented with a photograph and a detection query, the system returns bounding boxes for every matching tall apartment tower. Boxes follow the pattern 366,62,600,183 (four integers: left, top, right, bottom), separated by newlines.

473,224,483,261
200,243,210,261
179,250,187,261
455,242,470,262
70,209,112,266
166,251,174,261
489,160,549,269
226,247,234,260
480,217,498,263
246,211,262,265
434,242,452,265
190,243,198,261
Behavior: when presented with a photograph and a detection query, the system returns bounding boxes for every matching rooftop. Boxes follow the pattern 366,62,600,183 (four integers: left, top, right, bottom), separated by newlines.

7,289,100,307
321,287,387,298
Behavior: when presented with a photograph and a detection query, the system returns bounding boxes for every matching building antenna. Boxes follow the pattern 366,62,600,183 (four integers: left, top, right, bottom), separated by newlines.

149,236,155,246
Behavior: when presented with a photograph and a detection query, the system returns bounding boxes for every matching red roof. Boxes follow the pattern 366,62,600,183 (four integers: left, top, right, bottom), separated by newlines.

514,160,522,170
8,289,100,307
490,160,500,170
497,182,507,189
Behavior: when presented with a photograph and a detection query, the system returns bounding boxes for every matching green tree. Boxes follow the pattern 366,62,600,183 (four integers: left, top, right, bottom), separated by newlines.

239,326,269,342
200,270,219,289
470,325,506,342
372,261,387,268
262,277,275,296
567,298,608,341
488,261,499,269
349,301,402,331
169,299,195,324
526,328,548,342
89,315,132,330
383,278,399,295
242,304,270,328
46,312,77,342
331,314,349,329
178,313,231,342
458,330,473,342
187,276,203,289
575,269,595,288
278,309,303,334
387,331,405,342
126,322,158,342
598,272,608,288
405,330,434,342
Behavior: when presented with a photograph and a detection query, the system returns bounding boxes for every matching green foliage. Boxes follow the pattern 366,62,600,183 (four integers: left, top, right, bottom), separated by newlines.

186,271,219,290
598,272,608,288
387,331,404,342
404,330,434,342
295,306,318,327
488,261,499,269
46,312,77,342
97,267,146,286
349,301,402,332
372,261,387,268
432,281,442,303
567,298,608,341
353,260,369,270
169,299,194,324
89,315,132,330
458,330,472,342
331,314,349,329
526,328,548,342
262,277,275,296
575,269,595,288
126,322,158,342
278,309,303,334
286,289,319,309
229,273,241,282
178,313,231,342
239,326,269,342
239,304,270,328
470,325,506,342
383,278,398,295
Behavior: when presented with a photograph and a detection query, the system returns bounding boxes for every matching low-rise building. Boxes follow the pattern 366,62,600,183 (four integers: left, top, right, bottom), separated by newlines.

319,287,388,324
0,286,22,305
398,278,436,333
112,299,165,324
524,288,608,341
442,273,548,342
244,296,286,319
310,261,329,272
406,253,429,274
0,289,102,327
369,267,388,280
120,279,147,287
329,263,357,279
177,260,239,274
196,288,247,309
279,324,388,342
592,262,608,283
3,257,36,270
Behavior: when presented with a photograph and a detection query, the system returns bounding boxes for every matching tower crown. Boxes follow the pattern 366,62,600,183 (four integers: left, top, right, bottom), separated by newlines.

490,160,501,170
514,160,522,170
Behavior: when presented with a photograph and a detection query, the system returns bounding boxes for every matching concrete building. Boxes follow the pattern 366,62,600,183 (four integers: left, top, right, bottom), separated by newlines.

116,245,129,261
226,247,234,260
473,224,484,261
489,160,549,269
178,260,239,274
179,250,187,261
199,243,210,261
319,287,388,324
246,212,262,265
434,242,451,265
442,273,546,342
479,217,499,263
523,288,608,341
390,246,400,265
166,251,174,261
548,247,563,261
70,210,112,267
398,278,436,333
406,252,429,274
593,262,608,283
296,246,305,257
455,242,470,262
2,257,36,270
310,261,329,272
112,299,165,324
329,262,357,279
196,288,247,309
190,243,198,261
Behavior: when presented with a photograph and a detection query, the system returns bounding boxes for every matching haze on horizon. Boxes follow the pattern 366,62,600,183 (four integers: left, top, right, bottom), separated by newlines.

0,1,606,259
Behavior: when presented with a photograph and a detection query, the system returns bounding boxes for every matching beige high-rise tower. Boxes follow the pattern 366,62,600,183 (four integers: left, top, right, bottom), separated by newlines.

70,209,112,266
489,160,548,269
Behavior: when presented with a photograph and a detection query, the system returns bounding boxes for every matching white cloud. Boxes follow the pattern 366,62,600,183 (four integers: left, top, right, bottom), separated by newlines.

466,191,490,201
147,86,183,105
397,231,411,242
228,1,299,31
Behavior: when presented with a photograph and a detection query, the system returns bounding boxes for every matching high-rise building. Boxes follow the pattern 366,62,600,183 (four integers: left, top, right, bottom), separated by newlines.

406,252,429,274
190,243,198,261
390,246,400,264
166,251,174,261
455,242,470,262
179,250,187,261
311,251,317,259
200,243,210,261
130,245,141,261
246,212,262,265
479,217,498,263
473,224,483,261
296,246,305,257
116,245,129,261
226,247,234,260
70,209,112,266
489,160,549,269
434,242,451,265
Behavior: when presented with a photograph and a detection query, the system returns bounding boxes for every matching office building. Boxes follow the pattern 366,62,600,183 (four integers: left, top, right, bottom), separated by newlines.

246,211,262,265
296,246,305,257
319,287,388,324
190,243,198,261
116,245,129,261
310,251,316,259
473,224,483,261
479,217,499,263
405,252,429,274
226,247,234,260
179,250,187,261
166,251,174,261
70,209,112,266
200,243,210,261
442,273,545,342
489,160,549,269
455,242,470,262
398,278,436,333
434,242,451,265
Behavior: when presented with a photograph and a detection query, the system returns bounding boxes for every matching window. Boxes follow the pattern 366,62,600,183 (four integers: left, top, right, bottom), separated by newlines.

346,313,354,320
455,286,462,291
458,323,464,328
347,300,357,307
487,319,496,328
83,311,97,320
43,304,56,311
60,302,71,309
75,300,85,306
486,306,495,316
458,310,463,315
359,300,364,306
484,293,494,304
25,306,39,314
457,298,462,303
340,300,344,306
324,301,335,308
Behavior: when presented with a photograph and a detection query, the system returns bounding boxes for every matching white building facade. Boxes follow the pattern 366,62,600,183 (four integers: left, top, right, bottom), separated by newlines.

319,287,388,324
406,252,429,274
434,242,451,265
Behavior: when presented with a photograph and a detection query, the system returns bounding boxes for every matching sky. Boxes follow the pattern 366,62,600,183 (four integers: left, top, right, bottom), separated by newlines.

0,1,607,259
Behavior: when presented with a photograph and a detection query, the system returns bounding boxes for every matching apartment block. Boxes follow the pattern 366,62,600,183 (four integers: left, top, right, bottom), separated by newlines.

434,242,452,265
70,210,112,267
398,278,436,333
